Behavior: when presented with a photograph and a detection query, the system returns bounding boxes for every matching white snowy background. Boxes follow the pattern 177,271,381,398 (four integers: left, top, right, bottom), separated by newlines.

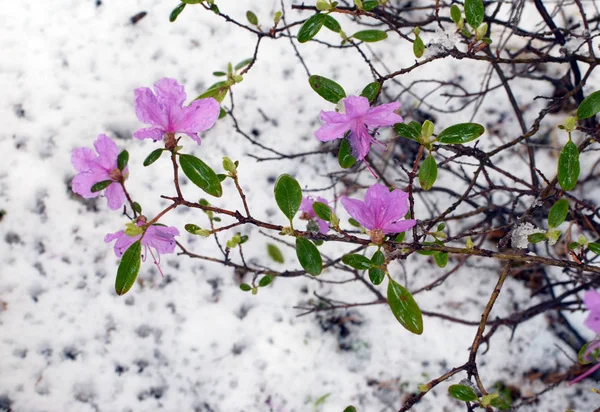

1,0,599,411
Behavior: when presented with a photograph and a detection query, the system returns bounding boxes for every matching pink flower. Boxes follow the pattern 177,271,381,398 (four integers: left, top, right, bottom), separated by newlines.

584,290,600,334
300,196,330,234
341,183,415,243
314,95,402,161
570,339,600,384
104,223,180,259
133,78,220,145
71,134,127,210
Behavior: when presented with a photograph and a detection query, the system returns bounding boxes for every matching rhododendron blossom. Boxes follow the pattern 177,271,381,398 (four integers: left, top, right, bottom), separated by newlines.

104,221,180,260
133,77,220,145
314,95,403,161
71,134,128,210
583,290,600,334
341,183,415,243
300,196,330,234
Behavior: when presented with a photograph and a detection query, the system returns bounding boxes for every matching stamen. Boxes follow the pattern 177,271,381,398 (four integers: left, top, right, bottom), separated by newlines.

148,247,165,278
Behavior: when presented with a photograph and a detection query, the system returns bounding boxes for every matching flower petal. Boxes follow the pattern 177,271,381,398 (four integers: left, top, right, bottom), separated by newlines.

584,290,600,312
314,110,352,142
71,172,105,198
143,225,180,255
93,134,119,171
171,98,220,138
364,102,403,127
382,219,416,234
300,197,316,217
341,196,375,230
367,185,409,229
105,230,141,257
154,78,187,107
133,127,166,141
343,96,370,118
134,87,168,129
71,147,96,173
317,218,329,234
105,182,126,210
347,124,372,160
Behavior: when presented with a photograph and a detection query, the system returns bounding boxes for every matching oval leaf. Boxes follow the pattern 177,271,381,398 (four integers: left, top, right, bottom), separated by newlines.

548,198,569,228
413,35,425,58
298,13,327,43
362,0,379,11
323,15,341,33
465,0,484,29
450,4,462,24
115,241,142,296
309,75,346,104
437,123,484,144
394,122,421,142
234,58,253,70
557,140,580,191
117,150,129,171
246,10,258,25
339,138,357,169
258,275,273,287
274,174,302,221
369,250,386,285
296,237,323,276
387,278,423,334
313,202,333,222
267,243,285,263
360,82,381,103
179,154,223,197
418,154,437,191
143,149,164,167
170,2,186,22
577,90,600,120
448,384,479,402
352,30,388,42
434,251,448,268
342,254,373,270
91,180,113,193
588,242,600,255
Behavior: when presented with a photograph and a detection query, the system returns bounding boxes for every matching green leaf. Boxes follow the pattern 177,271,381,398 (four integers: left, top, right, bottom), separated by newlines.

274,174,303,221
132,202,142,214
240,283,252,292
267,243,285,263
342,254,373,270
360,82,381,103
450,4,462,23
448,384,479,402
387,278,423,334
569,241,580,251
577,90,600,119
338,138,357,169
115,240,142,295
394,122,421,142
309,75,346,104
434,251,448,268
489,396,511,410
246,10,258,25
413,35,425,58
348,218,361,227
312,201,333,222
558,140,580,191
144,149,164,166
437,123,484,144
197,81,229,103
418,154,437,191
588,242,600,255
258,275,274,287
296,237,323,276
548,199,569,228
213,71,226,77
179,154,223,197
91,180,113,193
234,58,253,70
578,341,600,364
395,232,406,242
352,30,388,42
362,0,379,11
117,150,129,171
528,232,546,244
298,13,327,43
169,3,186,22
464,0,484,29
343,407,357,412
369,250,385,285
323,15,341,33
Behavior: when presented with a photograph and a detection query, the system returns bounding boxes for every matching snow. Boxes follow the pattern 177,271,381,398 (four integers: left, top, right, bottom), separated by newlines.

1,1,599,411
511,223,545,249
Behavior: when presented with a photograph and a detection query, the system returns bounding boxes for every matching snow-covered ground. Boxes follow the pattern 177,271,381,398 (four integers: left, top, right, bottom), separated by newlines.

1,1,599,411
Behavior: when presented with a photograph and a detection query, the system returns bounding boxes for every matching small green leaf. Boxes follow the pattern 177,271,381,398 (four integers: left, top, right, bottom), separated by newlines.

323,15,341,33
312,202,333,222
143,149,164,166
274,174,303,221
360,82,381,103
413,35,425,58
213,71,226,77
362,0,379,11
568,241,580,251
338,138,357,169
298,13,327,43
437,123,484,144
348,218,361,227
464,0,484,29
369,250,386,285
197,81,229,103
394,122,421,142
387,278,423,334
352,29,388,42
296,237,323,276
588,242,600,255
246,10,258,25
115,241,142,296
117,150,129,171
481,393,499,407
258,275,274,287
343,407,357,412
490,395,512,410
450,4,462,23
91,180,113,193
548,198,569,228
240,283,252,292
558,140,580,191
342,254,373,270
222,156,236,173
179,154,223,197
448,384,479,402
395,232,406,242
234,58,253,71
132,202,142,214
528,232,546,244
170,3,186,22
309,75,346,104
267,243,285,263
418,154,437,191
577,90,600,120
434,251,448,268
